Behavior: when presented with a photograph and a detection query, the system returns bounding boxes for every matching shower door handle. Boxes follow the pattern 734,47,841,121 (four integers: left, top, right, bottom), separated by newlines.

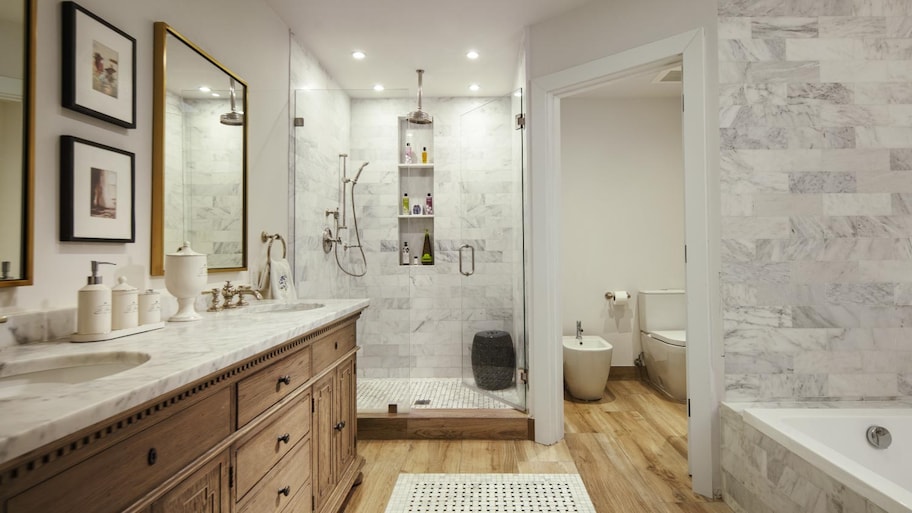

459,244,475,276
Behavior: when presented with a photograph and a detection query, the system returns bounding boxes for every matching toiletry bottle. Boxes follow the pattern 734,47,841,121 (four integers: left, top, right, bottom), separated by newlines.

401,242,410,265
421,146,428,163
426,193,433,215
77,261,115,335
413,204,421,215
404,142,413,164
111,276,139,330
402,193,409,215
413,255,419,265
138,289,161,325
421,229,433,265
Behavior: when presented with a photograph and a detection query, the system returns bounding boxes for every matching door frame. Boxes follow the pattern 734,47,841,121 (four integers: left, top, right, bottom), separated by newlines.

527,28,722,497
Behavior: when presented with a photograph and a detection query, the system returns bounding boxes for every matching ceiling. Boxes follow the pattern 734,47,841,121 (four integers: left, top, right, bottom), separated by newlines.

265,0,591,98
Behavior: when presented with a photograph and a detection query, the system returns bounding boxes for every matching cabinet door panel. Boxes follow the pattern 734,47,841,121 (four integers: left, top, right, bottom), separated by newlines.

311,373,335,511
336,356,356,475
152,451,229,513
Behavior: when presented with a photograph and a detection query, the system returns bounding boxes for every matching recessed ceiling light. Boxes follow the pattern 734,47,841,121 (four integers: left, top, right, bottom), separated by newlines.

466,50,479,60
352,50,366,60
198,86,211,93
373,84,385,91
469,83,480,92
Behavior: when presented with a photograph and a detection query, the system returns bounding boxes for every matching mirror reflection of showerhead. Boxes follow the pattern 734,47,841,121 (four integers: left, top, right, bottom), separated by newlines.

220,77,244,126
351,162,369,184
406,69,433,124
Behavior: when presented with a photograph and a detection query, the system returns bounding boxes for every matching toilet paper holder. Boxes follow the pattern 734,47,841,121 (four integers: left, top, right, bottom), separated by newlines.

604,291,630,301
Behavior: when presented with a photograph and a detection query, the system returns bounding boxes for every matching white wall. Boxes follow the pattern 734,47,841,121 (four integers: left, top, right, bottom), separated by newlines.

0,0,289,311
560,97,684,366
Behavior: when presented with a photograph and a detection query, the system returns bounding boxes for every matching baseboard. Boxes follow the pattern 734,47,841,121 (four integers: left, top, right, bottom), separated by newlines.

359,409,531,440
608,366,638,380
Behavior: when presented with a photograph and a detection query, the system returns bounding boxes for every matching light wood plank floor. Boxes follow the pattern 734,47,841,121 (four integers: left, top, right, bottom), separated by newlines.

345,379,732,513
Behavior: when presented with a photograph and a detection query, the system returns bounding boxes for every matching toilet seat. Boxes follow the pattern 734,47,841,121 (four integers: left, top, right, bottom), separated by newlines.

647,330,686,347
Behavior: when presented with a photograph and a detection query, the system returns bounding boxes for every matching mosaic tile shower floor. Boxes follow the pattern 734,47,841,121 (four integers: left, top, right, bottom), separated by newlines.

384,474,597,513
358,378,520,411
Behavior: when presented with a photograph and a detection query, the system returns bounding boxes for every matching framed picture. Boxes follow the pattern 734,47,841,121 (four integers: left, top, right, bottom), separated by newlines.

60,136,135,243
61,2,136,128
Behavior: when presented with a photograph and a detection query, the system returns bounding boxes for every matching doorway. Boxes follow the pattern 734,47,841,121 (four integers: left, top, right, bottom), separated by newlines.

528,29,721,497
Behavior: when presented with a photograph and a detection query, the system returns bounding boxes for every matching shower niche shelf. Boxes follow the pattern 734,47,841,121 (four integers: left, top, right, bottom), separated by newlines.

398,117,435,267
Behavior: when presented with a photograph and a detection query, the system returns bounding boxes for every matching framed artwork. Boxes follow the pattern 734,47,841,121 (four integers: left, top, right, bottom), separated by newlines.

60,136,135,243
61,1,136,128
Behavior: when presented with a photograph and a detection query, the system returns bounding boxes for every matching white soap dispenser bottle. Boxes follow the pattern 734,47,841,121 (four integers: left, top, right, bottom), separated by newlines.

77,261,115,335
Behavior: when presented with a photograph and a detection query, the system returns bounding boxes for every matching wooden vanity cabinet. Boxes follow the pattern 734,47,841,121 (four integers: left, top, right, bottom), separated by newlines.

0,314,363,513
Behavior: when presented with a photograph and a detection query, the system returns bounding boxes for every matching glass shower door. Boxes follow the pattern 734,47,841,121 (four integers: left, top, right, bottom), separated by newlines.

458,89,527,411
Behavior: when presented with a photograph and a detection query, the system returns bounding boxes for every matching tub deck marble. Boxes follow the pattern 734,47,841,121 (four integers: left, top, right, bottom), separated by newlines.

0,298,369,466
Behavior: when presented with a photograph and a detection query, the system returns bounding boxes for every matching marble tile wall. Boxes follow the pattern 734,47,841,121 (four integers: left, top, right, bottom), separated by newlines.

719,0,912,400
720,405,888,513
163,94,244,268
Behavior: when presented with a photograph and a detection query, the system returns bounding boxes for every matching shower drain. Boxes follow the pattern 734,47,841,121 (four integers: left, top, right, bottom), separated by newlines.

384,474,596,513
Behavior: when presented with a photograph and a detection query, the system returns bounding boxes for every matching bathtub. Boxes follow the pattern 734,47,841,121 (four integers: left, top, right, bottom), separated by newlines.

743,408,912,513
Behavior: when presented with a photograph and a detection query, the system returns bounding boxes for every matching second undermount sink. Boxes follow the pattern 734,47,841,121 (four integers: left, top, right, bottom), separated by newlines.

0,351,150,399
248,302,326,314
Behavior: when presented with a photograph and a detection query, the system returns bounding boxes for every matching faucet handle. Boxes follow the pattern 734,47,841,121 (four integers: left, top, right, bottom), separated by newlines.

203,288,222,312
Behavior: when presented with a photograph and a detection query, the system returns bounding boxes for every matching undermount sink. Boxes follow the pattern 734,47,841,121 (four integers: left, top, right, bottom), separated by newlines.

248,302,326,313
0,351,150,399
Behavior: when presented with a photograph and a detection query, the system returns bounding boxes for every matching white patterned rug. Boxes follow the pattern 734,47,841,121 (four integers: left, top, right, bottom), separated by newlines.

384,474,597,513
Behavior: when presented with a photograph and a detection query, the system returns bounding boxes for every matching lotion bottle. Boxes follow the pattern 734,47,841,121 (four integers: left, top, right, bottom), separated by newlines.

77,261,114,335
401,242,410,265
421,146,428,163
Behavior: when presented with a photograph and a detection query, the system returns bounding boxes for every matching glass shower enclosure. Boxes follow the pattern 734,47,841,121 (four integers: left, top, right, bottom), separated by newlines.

292,87,526,413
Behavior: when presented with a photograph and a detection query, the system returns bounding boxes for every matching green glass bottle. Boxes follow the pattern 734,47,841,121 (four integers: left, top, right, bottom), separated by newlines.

421,229,433,265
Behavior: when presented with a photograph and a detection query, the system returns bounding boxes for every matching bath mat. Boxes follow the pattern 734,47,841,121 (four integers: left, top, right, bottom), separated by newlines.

384,473,597,513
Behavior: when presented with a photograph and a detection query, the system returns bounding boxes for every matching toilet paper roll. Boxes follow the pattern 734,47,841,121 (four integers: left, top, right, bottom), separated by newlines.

611,290,629,307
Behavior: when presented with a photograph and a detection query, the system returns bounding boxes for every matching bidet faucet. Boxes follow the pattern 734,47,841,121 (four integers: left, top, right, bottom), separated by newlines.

576,320,583,340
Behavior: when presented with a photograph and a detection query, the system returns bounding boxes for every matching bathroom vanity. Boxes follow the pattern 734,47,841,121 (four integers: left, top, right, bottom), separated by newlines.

0,299,368,513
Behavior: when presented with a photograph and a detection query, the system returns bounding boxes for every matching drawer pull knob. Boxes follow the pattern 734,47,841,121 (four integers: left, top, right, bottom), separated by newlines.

147,448,157,466
278,486,291,497
334,420,346,431
277,375,291,386
278,433,291,444
335,341,338,350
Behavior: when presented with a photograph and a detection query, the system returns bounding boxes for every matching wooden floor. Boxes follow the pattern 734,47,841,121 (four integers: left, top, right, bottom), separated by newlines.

345,379,733,513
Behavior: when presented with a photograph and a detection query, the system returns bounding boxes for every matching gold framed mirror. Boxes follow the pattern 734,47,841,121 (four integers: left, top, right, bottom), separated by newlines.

151,22,247,276
0,0,34,288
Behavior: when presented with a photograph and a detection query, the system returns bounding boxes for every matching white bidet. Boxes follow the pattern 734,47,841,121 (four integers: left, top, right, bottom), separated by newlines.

562,335,613,400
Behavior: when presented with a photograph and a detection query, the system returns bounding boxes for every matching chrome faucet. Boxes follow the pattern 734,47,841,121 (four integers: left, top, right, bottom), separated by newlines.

576,320,583,340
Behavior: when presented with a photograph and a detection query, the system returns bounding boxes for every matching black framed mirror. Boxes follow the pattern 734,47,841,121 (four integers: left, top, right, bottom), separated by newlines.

151,22,247,276
0,0,34,287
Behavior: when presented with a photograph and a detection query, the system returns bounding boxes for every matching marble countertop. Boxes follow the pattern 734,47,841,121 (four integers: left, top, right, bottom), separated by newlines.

0,298,369,466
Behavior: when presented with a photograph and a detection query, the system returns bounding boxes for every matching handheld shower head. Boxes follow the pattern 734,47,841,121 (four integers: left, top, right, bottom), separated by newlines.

352,162,369,184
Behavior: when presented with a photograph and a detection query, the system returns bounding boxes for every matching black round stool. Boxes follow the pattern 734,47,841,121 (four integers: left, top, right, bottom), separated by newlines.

471,330,515,390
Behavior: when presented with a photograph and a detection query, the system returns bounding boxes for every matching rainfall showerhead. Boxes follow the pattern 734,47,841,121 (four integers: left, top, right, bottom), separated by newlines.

406,69,433,124
220,78,244,126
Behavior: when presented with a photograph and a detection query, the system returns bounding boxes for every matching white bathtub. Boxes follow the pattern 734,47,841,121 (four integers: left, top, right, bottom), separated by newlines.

744,408,912,513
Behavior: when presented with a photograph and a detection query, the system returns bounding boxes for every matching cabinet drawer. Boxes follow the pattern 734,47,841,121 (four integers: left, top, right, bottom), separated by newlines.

237,438,311,513
235,391,312,499
312,324,355,374
8,388,231,513
237,347,311,427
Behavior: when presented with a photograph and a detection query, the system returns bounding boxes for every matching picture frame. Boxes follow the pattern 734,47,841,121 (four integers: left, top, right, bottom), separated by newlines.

61,1,136,128
60,136,135,243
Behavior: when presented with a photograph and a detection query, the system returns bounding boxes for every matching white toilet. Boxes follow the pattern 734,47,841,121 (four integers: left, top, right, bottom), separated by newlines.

637,289,686,402
562,335,613,400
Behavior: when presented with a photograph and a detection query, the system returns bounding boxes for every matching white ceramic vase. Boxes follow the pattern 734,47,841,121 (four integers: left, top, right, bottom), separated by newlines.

164,242,208,322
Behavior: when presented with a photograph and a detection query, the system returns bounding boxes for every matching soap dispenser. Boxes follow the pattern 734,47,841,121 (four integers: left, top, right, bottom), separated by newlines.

77,261,114,335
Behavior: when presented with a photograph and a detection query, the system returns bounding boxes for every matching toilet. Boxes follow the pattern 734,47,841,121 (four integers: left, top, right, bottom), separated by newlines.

562,335,613,400
637,289,686,402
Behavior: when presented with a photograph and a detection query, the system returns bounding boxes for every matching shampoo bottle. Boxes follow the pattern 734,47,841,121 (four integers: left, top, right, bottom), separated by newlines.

402,193,410,215
421,146,428,163
425,193,433,215
401,242,410,265
404,142,413,164
77,261,115,335
421,229,433,265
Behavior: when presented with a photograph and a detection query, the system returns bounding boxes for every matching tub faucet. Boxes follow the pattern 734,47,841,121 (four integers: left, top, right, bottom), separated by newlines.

576,320,583,340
